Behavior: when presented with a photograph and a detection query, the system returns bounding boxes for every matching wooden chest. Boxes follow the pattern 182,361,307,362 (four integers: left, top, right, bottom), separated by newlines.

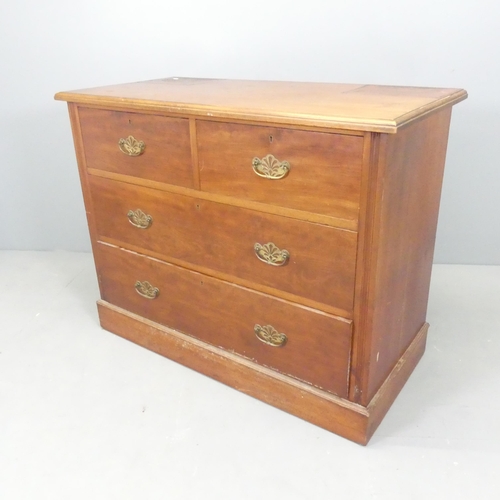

55,78,467,444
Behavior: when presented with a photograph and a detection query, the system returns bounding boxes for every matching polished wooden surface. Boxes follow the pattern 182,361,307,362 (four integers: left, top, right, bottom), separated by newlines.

55,78,467,133
57,77,466,444
197,121,363,220
97,243,353,397
79,107,193,187
89,175,357,314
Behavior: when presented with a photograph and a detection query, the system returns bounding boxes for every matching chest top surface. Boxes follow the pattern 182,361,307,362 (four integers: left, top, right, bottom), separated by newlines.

55,77,467,133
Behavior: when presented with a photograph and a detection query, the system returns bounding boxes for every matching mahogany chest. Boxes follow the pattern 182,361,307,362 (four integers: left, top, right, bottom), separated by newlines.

55,78,467,444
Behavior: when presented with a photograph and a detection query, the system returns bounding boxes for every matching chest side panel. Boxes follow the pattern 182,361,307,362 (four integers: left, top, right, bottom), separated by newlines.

351,108,453,405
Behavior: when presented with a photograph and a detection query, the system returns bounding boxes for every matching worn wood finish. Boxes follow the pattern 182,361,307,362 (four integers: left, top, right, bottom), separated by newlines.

56,78,467,133
56,77,466,444
197,121,363,220
351,108,453,406
79,107,193,187
97,243,353,397
89,175,357,314
365,322,428,439
97,301,428,445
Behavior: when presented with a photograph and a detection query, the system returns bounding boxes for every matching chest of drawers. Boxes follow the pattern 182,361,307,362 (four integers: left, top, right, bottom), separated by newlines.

55,78,466,444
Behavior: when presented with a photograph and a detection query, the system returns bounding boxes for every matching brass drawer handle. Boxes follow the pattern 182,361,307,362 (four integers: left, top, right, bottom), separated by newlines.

254,242,290,266
135,280,159,299
252,154,290,179
254,324,287,347
118,135,145,156
127,209,153,229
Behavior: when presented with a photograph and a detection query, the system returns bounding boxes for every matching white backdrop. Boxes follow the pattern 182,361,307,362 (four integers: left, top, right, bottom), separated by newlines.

1,0,499,264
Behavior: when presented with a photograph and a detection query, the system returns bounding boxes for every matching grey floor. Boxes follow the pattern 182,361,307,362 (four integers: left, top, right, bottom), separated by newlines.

1,251,499,499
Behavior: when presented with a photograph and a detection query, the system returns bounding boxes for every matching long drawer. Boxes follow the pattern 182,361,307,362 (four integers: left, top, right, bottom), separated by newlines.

89,175,357,314
197,121,364,221
96,243,352,396
79,107,193,187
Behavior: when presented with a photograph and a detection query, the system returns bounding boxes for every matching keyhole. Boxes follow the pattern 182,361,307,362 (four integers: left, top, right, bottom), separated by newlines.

269,135,273,143
128,119,132,125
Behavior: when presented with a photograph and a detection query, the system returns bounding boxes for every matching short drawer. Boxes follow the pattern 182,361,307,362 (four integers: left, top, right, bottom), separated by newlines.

97,243,352,397
89,175,357,315
79,107,193,187
197,121,364,221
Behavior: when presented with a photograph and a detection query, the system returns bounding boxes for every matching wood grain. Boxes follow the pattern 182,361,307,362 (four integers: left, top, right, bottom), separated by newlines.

197,121,364,220
78,107,193,187
350,108,453,405
87,167,358,231
189,118,200,189
349,132,380,401
55,78,467,133
89,175,357,314
67,103,104,296
365,323,428,440
96,243,353,397
97,301,428,445
57,77,467,444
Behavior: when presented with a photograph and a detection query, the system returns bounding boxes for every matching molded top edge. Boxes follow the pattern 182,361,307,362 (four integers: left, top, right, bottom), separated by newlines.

55,77,468,133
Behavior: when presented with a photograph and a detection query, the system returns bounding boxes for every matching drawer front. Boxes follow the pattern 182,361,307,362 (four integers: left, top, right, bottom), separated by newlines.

79,107,193,187
97,243,352,396
197,121,364,221
89,175,357,314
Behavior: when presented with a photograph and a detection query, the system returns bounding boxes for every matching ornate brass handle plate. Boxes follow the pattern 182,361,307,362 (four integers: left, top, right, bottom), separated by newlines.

252,154,290,179
254,324,287,347
254,242,290,266
118,135,145,156
127,209,152,229
135,280,159,299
